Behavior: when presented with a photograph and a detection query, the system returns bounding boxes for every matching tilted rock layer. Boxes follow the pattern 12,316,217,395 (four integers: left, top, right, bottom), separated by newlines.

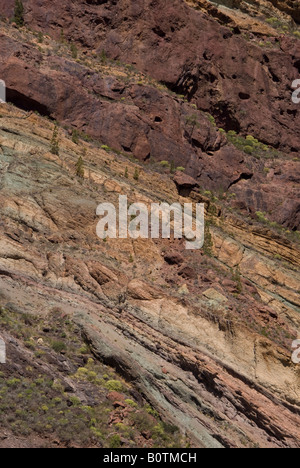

0,0,299,229
0,103,299,448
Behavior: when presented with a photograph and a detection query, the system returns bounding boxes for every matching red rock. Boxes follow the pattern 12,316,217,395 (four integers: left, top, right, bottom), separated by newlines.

113,401,127,408
173,172,198,197
107,391,125,403
178,265,197,280
0,25,298,227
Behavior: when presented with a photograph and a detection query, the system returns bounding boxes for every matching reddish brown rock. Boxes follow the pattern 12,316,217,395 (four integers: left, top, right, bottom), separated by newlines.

173,172,198,197
0,22,299,228
11,0,300,152
164,252,185,265
107,391,125,403
113,401,127,408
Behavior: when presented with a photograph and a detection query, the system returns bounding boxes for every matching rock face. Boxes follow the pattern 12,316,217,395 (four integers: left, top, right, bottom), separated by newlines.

0,18,299,229
9,0,300,152
0,104,299,448
0,0,299,449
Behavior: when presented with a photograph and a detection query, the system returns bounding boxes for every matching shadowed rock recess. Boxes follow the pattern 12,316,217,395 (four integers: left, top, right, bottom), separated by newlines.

0,0,299,449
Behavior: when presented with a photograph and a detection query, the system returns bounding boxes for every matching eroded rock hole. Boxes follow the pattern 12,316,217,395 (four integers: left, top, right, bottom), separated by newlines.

6,88,51,117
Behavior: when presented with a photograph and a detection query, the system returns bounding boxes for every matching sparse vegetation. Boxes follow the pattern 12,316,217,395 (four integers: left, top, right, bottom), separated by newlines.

72,129,79,145
50,125,59,156
70,43,78,59
60,28,65,44
232,267,243,294
105,380,123,392
255,211,268,223
75,156,85,178
101,145,111,153
0,306,187,448
51,340,67,353
185,113,200,144
205,113,217,127
264,16,300,37
227,132,281,160
203,223,213,257
100,50,107,65
13,0,24,27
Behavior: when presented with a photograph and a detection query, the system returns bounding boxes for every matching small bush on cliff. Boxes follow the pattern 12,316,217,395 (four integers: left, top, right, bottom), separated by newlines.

109,434,121,448
51,340,67,353
256,211,268,223
185,113,200,144
72,129,79,145
75,156,85,179
100,50,107,65
50,125,59,156
70,43,78,59
14,0,24,27
105,380,123,392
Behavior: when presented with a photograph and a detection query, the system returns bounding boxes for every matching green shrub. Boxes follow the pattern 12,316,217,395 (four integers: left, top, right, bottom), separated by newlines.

14,0,24,27
70,43,78,59
109,434,121,448
7,378,21,387
75,156,85,179
266,17,279,26
50,125,59,156
256,211,268,223
153,423,165,439
145,405,159,418
100,50,107,65
51,341,67,353
105,380,123,392
125,399,138,408
205,113,216,126
244,145,253,155
101,145,111,152
72,129,79,144
79,345,89,355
